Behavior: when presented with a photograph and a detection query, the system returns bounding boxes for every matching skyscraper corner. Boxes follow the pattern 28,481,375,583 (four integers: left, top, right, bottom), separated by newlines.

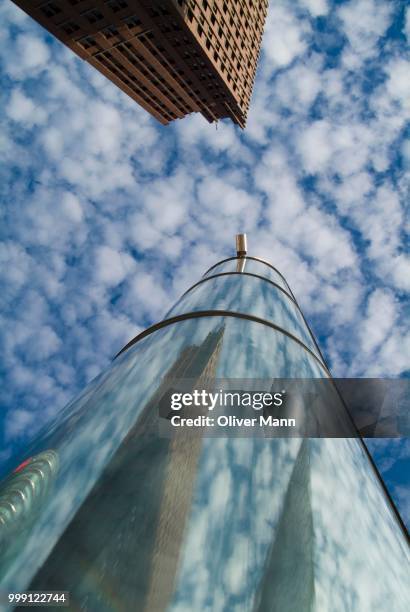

11,0,269,127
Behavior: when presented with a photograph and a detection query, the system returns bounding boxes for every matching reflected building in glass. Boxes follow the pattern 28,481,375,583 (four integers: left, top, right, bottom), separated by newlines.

0,236,408,611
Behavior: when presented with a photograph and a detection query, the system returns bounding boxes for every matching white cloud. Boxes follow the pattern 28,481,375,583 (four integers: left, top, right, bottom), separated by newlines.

197,176,259,218
275,62,322,111
297,120,333,174
6,89,46,125
5,33,50,78
176,112,239,154
93,246,135,288
0,241,33,293
120,272,169,320
263,4,309,68
386,58,410,112
359,185,402,261
60,193,84,223
26,325,62,361
338,0,393,67
297,121,375,177
5,409,37,439
390,255,410,292
300,0,329,17
359,289,397,355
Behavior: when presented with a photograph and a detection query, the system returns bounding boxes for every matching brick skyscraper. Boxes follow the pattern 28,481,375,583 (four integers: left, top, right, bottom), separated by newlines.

11,0,269,127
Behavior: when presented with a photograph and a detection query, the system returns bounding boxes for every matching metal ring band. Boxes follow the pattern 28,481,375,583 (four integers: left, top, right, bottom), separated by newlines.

207,259,329,364
173,271,329,370
114,309,330,374
177,271,297,305
203,256,294,297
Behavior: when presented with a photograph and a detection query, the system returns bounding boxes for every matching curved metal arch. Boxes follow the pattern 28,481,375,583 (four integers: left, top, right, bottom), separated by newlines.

202,256,294,297
114,309,330,375
176,271,297,305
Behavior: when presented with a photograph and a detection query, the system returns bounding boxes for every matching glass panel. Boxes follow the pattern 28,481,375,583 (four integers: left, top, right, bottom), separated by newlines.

1,317,408,611
203,258,291,293
0,317,326,593
167,274,319,357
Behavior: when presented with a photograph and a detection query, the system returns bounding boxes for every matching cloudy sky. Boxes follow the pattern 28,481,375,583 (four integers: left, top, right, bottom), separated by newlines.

0,0,409,525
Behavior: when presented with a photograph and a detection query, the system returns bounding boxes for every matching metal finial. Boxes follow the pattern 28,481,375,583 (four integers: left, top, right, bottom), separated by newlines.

236,234,247,257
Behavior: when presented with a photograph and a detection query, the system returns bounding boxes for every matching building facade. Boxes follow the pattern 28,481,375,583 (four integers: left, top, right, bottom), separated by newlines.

0,241,409,611
11,0,269,127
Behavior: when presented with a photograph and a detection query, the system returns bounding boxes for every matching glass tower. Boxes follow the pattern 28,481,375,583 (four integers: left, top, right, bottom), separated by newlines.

0,237,408,611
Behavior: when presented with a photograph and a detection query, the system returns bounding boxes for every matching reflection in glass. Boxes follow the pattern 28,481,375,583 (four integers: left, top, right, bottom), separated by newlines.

167,273,319,357
0,452,59,578
1,260,408,611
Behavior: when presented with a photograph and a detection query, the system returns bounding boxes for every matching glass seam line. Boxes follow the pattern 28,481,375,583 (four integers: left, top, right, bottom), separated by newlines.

203,256,295,297
114,309,330,374
177,271,329,370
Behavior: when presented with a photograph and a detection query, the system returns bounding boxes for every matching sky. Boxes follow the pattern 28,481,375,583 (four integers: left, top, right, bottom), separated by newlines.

0,0,409,526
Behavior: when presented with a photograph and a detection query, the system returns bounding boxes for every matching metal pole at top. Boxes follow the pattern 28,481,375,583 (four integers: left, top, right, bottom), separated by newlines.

236,234,247,257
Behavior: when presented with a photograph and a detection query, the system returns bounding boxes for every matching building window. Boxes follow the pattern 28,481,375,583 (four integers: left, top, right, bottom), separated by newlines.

102,25,119,39
85,9,104,24
41,2,62,18
107,0,128,13
79,35,96,49
61,21,80,35
124,16,142,29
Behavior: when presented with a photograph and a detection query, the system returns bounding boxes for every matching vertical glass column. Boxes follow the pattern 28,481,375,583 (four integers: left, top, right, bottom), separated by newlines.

0,255,408,611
